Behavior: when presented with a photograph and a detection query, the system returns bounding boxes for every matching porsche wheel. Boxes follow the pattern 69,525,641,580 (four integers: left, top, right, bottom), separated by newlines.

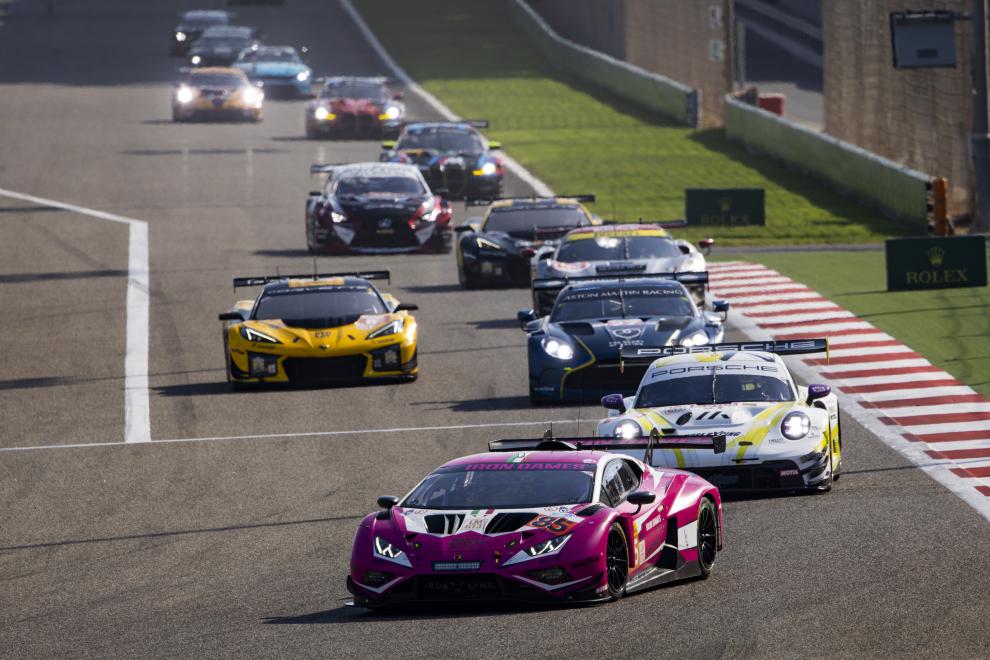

696,498,718,579
605,522,629,601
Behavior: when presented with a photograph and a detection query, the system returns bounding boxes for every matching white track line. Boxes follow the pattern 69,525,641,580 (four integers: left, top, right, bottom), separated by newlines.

338,0,554,197
833,371,955,387
0,187,150,444
0,419,585,453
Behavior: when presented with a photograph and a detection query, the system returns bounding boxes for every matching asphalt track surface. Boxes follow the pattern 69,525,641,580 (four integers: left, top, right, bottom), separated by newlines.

0,1,988,658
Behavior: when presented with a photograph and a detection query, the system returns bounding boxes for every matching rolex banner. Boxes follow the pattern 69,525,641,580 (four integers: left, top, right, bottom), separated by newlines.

885,236,987,291
685,188,765,226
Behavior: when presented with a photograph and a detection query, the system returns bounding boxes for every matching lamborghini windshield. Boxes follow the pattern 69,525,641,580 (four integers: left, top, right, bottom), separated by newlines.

557,235,681,262
403,463,595,510
551,287,695,322
636,373,795,407
253,286,386,327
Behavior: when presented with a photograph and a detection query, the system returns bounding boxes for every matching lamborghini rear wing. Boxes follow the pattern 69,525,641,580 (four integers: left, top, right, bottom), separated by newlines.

488,432,726,457
465,193,596,207
532,271,708,291
233,270,391,289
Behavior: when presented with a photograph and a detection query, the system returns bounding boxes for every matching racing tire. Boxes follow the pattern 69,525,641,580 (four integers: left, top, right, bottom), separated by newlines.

457,265,478,290
605,522,629,601
832,410,843,482
696,498,718,579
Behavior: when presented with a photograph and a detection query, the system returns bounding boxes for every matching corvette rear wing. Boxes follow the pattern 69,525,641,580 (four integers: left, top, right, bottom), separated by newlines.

489,431,726,461
232,270,391,289
532,271,709,291
465,193,596,207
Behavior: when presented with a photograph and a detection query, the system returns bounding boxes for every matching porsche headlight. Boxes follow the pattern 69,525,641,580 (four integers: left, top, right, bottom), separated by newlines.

476,236,502,250
614,422,641,439
541,337,574,360
525,534,571,557
680,330,710,348
314,106,334,121
373,536,411,567
781,411,811,440
190,55,202,65
175,31,187,42
367,318,404,339
176,85,195,104
296,70,311,82
473,162,497,177
240,327,281,344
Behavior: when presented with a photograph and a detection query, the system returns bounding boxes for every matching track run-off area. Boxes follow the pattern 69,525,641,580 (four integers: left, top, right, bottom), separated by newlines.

0,1,988,658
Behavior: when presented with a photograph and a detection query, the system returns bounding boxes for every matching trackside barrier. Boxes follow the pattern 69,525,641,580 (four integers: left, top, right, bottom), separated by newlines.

724,95,931,227
507,0,700,128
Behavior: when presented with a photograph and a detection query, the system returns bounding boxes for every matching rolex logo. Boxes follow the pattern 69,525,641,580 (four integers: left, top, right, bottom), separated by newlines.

718,196,732,213
927,246,945,267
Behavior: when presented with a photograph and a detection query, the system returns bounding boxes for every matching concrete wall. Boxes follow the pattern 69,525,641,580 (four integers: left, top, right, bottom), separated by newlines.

526,0,626,60
823,0,974,214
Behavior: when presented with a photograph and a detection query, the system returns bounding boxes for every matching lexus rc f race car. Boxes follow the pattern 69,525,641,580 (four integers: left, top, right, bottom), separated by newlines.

532,224,714,314
188,25,263,67
380,121,504,200
218,270,418,386
595,340,842,493
305,162,452,254
518,277,729,404
304,77,405,139
455,195,600,288
233,46,312,98
347,435,724,607
172,67,263,122
170,10,230,56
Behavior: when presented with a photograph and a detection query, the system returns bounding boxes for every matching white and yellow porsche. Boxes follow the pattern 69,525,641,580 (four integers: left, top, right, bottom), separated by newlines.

595,340,841,493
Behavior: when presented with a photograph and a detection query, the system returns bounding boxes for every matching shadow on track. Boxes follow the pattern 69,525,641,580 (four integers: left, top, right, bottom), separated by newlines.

0,269,127,284
263,600,564,625
411,395,532,412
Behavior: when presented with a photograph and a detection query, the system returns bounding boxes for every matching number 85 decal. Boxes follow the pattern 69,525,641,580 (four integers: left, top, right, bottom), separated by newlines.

530,516,574,534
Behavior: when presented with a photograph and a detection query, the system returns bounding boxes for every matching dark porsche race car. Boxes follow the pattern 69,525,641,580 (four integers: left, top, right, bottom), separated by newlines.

304,77,405,139
455,195,600,288
188,25,263,67
170,10,230,56
305,162,452,254
518,277,729,404
380,121,503,200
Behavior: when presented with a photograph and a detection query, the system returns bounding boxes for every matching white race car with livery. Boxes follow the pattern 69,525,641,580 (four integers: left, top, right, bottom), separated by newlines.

595,340,841,493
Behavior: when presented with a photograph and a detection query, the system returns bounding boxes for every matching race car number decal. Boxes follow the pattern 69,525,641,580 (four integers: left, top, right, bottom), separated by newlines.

529,516,575,535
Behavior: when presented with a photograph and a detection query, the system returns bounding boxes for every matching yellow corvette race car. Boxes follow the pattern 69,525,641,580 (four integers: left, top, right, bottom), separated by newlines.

218,271,418,386
172,67,264,122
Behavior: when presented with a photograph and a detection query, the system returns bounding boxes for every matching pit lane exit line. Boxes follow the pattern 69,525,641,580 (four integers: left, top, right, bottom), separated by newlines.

0,419,586,453
0,187,150,444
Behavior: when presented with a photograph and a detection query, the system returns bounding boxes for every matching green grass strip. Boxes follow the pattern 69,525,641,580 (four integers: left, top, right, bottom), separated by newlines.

354,0,910,246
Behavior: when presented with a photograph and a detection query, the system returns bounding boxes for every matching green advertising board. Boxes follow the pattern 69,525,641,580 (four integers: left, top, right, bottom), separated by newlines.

885,236,988,291
685,188,765,227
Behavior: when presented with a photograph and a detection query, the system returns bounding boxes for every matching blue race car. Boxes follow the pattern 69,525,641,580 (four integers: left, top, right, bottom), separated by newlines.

517,277,728,404
233,46,312,98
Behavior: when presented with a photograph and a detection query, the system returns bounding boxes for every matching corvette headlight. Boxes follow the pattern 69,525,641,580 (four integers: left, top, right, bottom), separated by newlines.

476,236,502,250
330,210,346,223
296,70,311,82
473,162,497,177
367,318,404,339
680,330,710,348
176,85,195,104
781,411,811,440
240,327,281,344
525,534,571,557
541,337,574,360
373,536,411,567
314,106,335,121
614,422,641,439
175,31,187,42
190,55,202,65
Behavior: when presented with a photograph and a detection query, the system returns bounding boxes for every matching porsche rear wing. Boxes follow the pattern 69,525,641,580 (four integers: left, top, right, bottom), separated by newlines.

618,338,830,370
489,432,726,463
465,193,596,207
232,270,391,289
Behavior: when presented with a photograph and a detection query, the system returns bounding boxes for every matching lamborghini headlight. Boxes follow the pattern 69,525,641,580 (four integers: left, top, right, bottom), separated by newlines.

525,534,571,557
296,70,311,82
541,337,574,360
314,106,334,121
476,236,502,250
473,162,498,177
373,536,411,567
680,330,710,348
176,85,195,104
367,318,404,339
175,31,187,42
614,422,641,439
781,411,811,440
240,327,281,344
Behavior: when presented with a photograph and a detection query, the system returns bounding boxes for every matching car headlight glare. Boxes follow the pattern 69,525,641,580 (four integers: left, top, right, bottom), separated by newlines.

242,87,263,106
190,55,202,65
314,106,334,121
473,162,497,177
541,337,574,360
176,85,195,104
240,327,281,344
680,330,710,348
525,534,571,557
383,105,401,120
367,318,404,339
476,236,502,250
296,70,311,82
330,210,346,223
175,32,187,42
614,422,641,439
373,536,411,567
781,411,811,440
